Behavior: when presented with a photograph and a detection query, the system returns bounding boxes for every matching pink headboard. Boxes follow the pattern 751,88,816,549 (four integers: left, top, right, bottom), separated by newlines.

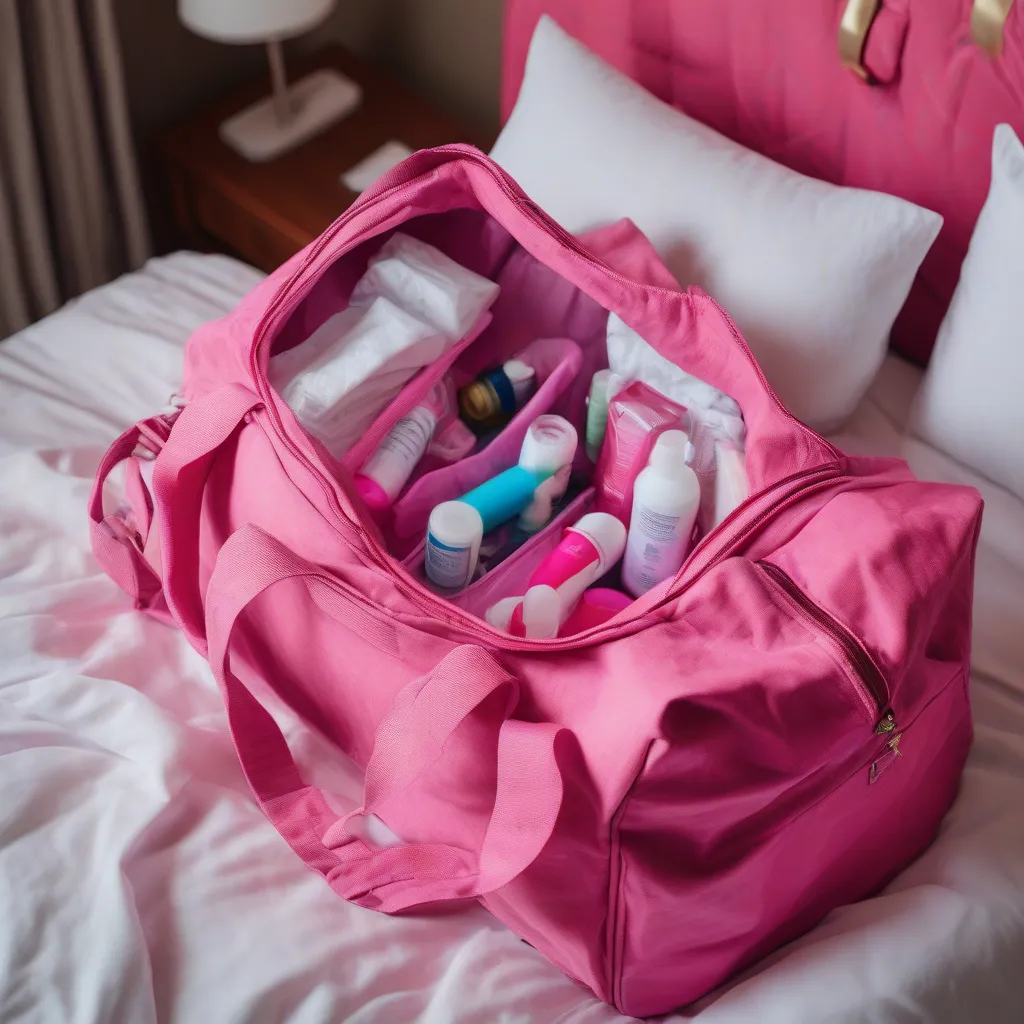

502,0,1024,365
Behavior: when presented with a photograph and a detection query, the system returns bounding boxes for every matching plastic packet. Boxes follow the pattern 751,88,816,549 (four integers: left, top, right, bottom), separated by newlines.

594,381,690,522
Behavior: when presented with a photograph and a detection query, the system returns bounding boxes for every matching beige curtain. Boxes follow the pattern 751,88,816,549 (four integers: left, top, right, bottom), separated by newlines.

0,0,150,337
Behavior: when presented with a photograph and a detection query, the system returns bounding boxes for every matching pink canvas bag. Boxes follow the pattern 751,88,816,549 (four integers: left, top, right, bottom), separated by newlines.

88,146,983,1016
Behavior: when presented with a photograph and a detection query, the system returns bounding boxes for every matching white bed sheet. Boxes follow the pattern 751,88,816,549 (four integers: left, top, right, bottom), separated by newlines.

1,252,1022,1023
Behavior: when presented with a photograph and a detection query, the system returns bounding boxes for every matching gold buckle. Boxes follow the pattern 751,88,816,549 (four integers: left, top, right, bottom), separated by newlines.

972,0,1015,56
839,0,883,80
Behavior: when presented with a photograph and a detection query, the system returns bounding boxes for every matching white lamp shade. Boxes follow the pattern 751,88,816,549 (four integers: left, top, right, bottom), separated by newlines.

178,0,336,44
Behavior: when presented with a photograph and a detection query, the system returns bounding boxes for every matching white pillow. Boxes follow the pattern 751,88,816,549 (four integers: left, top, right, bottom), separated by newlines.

912,124,1024,500
490,16,942,431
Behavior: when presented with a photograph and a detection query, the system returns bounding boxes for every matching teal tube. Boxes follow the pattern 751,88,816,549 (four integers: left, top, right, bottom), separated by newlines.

458,465,550,533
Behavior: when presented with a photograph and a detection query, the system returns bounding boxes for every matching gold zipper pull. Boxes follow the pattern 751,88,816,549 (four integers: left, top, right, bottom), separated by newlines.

869,732,903,784
874,711,897,734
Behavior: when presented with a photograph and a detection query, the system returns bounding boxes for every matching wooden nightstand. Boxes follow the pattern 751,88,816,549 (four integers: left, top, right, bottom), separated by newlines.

154,46,485,272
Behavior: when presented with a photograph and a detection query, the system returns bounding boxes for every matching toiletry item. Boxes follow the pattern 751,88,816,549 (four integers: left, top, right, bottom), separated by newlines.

514,513,626,638
713,441,750,528
354,381,447,510
425,414,577,589
595,381,690,523
425,501,483,590
559,587,633,636
356,232,501,341
622,431,701,597
458,465,550,534
270,232,499,458
458,358,537,429
485,596,524,631
607,313,747,533
475,477,584,578
585,369,626,461
518,414,578,532
486,513,626,639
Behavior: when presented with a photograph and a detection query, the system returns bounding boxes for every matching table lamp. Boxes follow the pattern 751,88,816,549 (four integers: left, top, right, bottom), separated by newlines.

178,0,362,162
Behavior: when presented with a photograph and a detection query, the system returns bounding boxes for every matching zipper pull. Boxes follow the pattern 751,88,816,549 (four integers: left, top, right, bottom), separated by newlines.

874,710,897,734
869,732,903,784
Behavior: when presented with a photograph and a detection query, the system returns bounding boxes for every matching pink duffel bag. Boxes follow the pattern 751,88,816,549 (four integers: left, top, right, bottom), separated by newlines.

89,146,983,1016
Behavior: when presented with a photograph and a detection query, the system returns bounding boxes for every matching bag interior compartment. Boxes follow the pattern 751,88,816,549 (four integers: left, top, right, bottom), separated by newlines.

385,336,584,559
269,210,611,443
265,205,746,635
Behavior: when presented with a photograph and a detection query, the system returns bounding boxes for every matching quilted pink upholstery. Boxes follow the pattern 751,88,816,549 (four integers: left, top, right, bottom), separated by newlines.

503,0,1024,365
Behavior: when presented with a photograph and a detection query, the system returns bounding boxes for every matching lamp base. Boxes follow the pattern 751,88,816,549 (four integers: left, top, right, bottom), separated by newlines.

219,69,362,162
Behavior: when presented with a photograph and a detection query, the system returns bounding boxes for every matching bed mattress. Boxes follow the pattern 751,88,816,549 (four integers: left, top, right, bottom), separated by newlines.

1,252,1022,1023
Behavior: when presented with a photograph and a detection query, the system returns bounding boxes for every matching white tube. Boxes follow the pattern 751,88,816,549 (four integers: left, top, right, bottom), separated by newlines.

518,414,578,532
355,382,447,509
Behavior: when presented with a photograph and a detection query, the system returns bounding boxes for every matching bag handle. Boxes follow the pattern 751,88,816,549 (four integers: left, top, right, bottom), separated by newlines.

205,522,567,912
88,421,173,625
89,384,263,651
150,384,263,652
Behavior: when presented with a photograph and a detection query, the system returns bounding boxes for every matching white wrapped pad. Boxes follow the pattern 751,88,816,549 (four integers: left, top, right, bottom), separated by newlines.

271,232,499,457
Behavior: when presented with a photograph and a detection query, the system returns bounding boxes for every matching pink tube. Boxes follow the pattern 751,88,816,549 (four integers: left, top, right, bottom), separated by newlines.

507,512,626,638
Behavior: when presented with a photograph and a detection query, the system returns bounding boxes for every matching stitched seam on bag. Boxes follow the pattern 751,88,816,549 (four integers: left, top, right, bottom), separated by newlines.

606,737,658,1010
250,411,386,569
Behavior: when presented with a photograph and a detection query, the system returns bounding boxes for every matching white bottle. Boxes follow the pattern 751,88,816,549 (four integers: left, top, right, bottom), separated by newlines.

425,500,483,591
622,430,700,597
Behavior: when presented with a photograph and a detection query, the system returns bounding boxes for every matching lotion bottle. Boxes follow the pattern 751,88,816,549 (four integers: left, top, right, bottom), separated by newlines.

622,430,700,597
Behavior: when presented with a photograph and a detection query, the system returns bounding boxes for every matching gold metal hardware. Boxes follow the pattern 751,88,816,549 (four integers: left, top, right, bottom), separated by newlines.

839,0,883,79
874,711,897,734
971,0,1016,56
869,732,903,783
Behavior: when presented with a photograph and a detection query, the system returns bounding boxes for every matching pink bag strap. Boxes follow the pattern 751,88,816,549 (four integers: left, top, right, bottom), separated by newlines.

150,384,264,653
88,384,263,650
88,421,173,625
206,522,567,912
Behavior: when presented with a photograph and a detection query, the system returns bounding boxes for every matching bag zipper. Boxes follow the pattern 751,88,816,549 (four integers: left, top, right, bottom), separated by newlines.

242,145,847,649
756,560,894,730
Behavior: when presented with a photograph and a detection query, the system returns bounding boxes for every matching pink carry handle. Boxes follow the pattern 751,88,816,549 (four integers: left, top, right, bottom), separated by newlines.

88,384,264,652
205,523,567,912
88,421,173,625
151,384,264,653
